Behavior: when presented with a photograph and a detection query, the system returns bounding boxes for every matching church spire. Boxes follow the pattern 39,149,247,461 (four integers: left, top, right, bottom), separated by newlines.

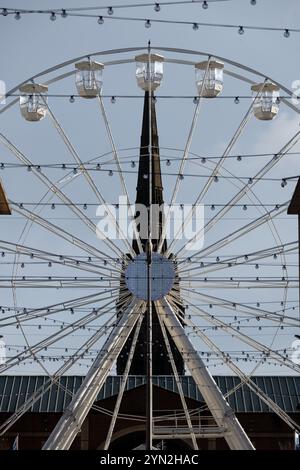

133,91,167,253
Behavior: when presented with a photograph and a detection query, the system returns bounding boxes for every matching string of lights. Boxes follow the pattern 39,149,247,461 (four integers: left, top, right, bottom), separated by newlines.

1,299,298,311
0,163,298,185
3,94,294,100
1,5,297,39
4,201,293,208
0,1,234,16
3,146,300,163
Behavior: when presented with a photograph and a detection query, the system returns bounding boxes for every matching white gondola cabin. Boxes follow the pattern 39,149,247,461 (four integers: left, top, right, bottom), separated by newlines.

75,60,104,98
19,84,48,122
135,53,164,91
251,82,280,121
195,59,224,98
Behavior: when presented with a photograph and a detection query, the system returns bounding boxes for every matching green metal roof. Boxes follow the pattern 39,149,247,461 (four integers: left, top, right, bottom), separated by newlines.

0,375,299,413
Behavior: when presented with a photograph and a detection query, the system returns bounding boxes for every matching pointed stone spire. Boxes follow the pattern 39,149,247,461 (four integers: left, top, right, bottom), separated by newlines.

133,91,167,253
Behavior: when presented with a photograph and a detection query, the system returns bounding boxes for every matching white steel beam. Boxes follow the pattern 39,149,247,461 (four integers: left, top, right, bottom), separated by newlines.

156,297,254,450
42,298,143,450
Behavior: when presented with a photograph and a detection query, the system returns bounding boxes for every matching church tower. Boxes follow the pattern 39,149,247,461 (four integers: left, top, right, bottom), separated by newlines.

117,90,185,375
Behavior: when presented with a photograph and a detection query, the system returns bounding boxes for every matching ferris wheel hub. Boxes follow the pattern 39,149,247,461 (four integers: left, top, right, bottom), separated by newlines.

125,252,175,301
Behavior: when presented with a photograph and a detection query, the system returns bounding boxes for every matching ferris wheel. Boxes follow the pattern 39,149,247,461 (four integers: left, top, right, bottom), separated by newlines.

0,45,300,450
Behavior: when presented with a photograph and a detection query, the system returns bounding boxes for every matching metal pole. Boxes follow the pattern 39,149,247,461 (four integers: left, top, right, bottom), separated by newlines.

298,214,300,326
145,41,153,450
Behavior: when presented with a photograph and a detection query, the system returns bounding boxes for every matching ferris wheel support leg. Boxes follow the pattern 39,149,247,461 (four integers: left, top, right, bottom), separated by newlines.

157,297,255,451
42,298,142,450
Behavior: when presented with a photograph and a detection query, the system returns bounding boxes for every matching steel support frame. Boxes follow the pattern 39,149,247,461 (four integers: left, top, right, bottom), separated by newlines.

157,297,255,450
42,298,142,450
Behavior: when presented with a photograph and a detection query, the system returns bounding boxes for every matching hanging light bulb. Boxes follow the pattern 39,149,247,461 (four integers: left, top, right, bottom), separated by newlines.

284,29,290,38
179,174,184,180
111,96,116,103
69,95,75,103
109,170,113,176
97,16,104,24
51,203,55,210
193,23,199,30
50,12,56,21
250,0,257,4
14,11,21,20
234,96,240,104
154,3,161,11
202,1,208,9
131,161,136,168
237,155,242,161
166,159,171,166
107,7,113,15
2,8,8,16
61,9,68,18
83,204,87,210
238,26,245,35
145,19,151,28
281,178,287,188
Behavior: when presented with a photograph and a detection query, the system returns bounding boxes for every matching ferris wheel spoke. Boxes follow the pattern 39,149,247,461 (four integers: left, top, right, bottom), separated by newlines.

156,296,254,450
155,302,199,450
0,240,121,277
179,280,298,290
44,100,134,256
178,241,297,277
179,294,300,374
179,288,298,326
0,310,118,436
42,297,143,450
166,83,265,257
97,96,142,255
0,133,123,257
176,202,289,267
0,293,125,373
104,303,145,449
10,202,123,269
158,59,212,254
168,299,300,433
0,289,121,327
0,276,120,289
175,126,300,259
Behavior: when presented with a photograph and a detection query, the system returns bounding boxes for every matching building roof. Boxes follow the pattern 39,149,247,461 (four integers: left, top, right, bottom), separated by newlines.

0,181,10,215
0,375,299,414
288,178,300,214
